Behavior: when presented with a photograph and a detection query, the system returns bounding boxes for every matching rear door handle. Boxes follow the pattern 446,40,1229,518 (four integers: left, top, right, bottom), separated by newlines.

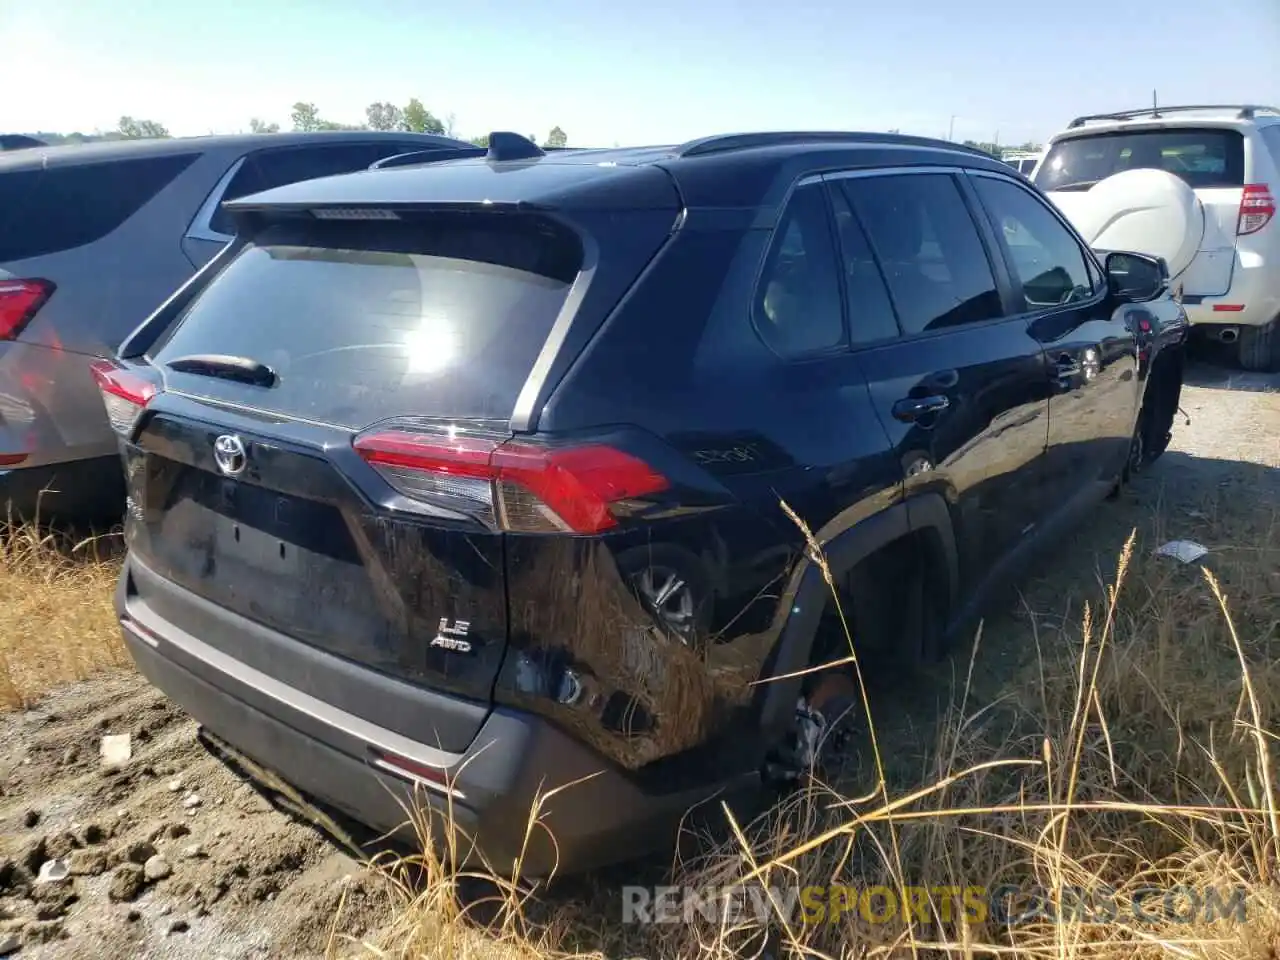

892,394,950,422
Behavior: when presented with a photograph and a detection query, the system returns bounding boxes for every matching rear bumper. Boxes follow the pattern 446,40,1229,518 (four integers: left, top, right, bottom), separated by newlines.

116,555,720,876
1182,256,1279,329
0,455,126,523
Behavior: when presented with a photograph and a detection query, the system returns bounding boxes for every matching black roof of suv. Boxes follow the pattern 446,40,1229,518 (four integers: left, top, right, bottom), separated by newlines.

227,129,1006,213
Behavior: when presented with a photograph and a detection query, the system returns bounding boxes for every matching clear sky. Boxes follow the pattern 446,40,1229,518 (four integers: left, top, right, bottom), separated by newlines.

2,0,1277,148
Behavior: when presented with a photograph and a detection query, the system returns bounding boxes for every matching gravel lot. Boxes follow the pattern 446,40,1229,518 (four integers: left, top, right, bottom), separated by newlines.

0,360,1277,959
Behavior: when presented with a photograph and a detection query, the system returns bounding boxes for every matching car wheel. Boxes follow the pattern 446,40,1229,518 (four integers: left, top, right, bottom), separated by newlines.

614,544,714,647
1237,318,1280,373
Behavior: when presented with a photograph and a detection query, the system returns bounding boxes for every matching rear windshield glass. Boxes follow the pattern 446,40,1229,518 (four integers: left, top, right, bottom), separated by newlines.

151,214,581,427
1034,128,1245,191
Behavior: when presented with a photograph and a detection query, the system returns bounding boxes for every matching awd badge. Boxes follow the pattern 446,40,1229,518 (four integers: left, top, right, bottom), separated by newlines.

431,618,472,653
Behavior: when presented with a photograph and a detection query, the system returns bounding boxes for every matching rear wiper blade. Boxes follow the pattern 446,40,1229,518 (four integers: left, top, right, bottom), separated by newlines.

165,354,278,388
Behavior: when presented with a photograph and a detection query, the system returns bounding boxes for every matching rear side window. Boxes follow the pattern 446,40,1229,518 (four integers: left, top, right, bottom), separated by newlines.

828,188,901,344
0,153,198,262
753,183,845,357
840,174,1004,336
208,143,427,235
1034,128,1245,192
152,213,581,426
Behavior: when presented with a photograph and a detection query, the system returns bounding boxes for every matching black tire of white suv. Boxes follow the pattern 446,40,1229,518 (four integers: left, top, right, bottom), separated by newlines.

1238,317,1280,373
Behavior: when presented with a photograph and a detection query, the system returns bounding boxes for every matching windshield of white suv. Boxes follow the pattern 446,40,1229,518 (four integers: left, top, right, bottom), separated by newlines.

1034,128,1245,192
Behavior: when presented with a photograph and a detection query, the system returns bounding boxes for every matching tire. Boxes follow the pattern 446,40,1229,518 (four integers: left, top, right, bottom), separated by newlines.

1124,404,1149,481
1237,318,1280,373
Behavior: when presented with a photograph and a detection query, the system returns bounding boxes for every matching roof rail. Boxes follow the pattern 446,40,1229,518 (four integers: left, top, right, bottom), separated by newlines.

369,146,487,170
485,131,545,162
1067,104,1280,128
675,131,995,160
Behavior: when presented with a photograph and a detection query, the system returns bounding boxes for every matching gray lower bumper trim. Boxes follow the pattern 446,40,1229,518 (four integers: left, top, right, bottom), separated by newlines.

122,603,464,798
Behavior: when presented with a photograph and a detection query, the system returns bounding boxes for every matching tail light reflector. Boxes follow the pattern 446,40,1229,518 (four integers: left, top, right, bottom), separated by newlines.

1238,184,1275,236
369,749,462,799
89,360,159,436
353,429,670,534
0,279,55,341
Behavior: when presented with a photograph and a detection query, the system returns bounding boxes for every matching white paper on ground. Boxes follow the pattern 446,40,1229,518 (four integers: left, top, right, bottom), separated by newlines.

1154,540,1209,564
100,733,132,767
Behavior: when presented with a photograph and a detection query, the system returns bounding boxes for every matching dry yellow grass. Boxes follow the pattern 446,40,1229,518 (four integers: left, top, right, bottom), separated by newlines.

0,520,124,710
2,489,1277,960
357,501,1280,960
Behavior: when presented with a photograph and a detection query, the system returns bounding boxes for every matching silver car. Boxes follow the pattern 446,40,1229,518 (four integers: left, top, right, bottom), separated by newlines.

0,131,467,522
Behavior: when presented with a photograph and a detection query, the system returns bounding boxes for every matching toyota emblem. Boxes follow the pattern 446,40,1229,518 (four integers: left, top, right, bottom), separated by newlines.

213,434,248,477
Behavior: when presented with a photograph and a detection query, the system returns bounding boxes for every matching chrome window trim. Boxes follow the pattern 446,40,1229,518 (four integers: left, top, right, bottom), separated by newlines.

818,163,973,183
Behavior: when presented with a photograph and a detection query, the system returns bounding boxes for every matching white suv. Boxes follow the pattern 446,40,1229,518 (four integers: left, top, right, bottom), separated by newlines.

1033,104,1280,371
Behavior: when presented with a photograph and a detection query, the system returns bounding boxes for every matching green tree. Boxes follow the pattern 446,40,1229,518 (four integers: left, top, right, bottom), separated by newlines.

543,126,567,149
290,102,324,132
365,102,404,131
117,116,170,139
469,134,490,148
249,117,280,134
402,98,444,135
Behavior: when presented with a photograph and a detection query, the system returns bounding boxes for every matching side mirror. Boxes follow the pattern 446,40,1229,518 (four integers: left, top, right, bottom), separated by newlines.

1105,251,1169,303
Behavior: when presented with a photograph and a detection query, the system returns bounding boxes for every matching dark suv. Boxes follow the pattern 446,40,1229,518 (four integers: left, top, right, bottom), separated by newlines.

101,131,1188,876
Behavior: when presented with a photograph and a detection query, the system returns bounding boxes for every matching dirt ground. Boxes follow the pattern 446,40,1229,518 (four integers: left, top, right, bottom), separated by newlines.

0,359,1276,960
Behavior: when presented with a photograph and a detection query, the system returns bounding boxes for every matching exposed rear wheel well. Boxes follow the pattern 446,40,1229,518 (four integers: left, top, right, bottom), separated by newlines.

805,526,951,681
764,525,952,785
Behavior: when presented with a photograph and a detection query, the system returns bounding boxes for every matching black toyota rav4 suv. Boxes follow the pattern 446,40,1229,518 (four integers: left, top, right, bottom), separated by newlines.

100,130,1187,876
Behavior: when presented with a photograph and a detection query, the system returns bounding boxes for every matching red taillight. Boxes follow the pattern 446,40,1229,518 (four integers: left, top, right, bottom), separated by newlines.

0,279,55,341
89,360,159,436
1238,183,1275,236
353,429,670,534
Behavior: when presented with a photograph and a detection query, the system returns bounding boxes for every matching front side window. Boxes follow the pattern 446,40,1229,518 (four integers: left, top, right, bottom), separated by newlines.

973,176,1097,311
753,183,845,357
